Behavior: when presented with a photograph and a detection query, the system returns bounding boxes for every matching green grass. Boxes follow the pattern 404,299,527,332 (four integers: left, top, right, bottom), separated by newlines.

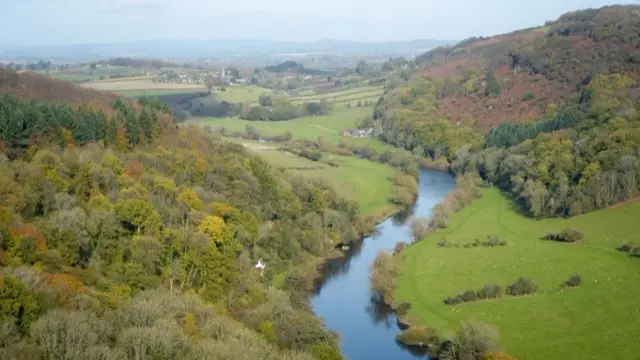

396,188,640,360
232,140,395,215
115,89,205,97
288,86,384,107
195,107,394,152
211,86,277,104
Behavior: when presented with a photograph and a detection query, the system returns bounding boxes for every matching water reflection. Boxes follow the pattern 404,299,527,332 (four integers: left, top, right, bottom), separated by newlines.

311,169,455,360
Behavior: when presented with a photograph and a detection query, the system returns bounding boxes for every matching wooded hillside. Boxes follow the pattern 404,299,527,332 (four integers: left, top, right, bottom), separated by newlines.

375,5,640,218
0,70,355,359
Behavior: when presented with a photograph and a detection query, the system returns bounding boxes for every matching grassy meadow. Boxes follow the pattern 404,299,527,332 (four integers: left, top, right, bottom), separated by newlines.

195,107,393,151
396,188,640,360
288,85,384,109
210,86,278,104
233,140,395,215
82,78,206,92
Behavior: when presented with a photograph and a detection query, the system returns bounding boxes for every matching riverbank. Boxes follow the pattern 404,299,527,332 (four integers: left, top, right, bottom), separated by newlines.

311,169,456,360
395,188,640,360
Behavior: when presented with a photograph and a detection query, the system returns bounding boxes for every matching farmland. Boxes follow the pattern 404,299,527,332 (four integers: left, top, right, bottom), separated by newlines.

82,77,206,93
289,85,384,109
211,86,279,104
232,139,395,216
396,188,640,360
194,107,393,151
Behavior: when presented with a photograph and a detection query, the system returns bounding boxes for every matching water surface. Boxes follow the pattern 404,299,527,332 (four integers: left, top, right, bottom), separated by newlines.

312,169,455,360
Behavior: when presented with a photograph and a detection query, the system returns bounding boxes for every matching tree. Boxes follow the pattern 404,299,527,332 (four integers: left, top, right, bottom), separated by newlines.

259,95,273,107
409,217,431,242
116,198,161,235
453,321,500,360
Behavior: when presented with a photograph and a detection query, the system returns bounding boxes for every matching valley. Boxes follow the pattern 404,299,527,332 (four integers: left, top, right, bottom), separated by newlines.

1,3,640,360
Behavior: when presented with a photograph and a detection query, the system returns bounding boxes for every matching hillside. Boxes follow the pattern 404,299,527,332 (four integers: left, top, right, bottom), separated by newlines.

374,5,640,219
387,4,640,129
0,67,122,107
0,68,362,359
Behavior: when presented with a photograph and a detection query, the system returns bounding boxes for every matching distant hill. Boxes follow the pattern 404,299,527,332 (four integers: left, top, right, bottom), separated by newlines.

380,4,640,130
0,39,455,62
264,61,333,75
0,67,121,107
375,4,640,220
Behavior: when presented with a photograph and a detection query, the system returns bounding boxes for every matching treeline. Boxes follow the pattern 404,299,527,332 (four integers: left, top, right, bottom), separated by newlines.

452,73,640,217
243,96,332,121
0,101,373,358
147,92,331,122
0,93,173,158
378,70,640,218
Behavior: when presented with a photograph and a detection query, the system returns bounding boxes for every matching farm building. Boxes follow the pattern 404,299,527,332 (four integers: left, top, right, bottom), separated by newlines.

341,128,373,138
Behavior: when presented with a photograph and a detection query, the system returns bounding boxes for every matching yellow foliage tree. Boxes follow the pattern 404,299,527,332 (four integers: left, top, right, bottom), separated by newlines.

197,216,230,246
177,188,204,211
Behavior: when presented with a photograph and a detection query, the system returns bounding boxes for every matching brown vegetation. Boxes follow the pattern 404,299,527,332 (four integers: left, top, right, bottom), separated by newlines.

0,68,124,109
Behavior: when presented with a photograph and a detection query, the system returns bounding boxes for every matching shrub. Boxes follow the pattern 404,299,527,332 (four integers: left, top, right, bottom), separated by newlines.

437,239,450,248
483,235,506,247
453,321,500,360
395,327,441,347
369,251,401,303
443,296,460,305
393,242,408,255
410,217,431,242
618,243,634,253
506,277,537,296
395,302,411,316
544,228,584,243
460,290,478,302
522,92,536,101
564,274,582,287
631,247,640,258
477,284,503,299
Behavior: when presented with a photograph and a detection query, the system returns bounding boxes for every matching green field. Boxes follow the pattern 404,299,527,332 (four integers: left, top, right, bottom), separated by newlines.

396,188,640,360
116,88,205,98
289,86,384,108
210,86,278,104
234,140,395,215
195,107,394,151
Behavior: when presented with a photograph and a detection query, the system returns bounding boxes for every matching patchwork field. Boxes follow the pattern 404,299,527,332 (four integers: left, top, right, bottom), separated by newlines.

195,107,393,151
233,139,395,215
210,86,278,104
115,88,205,98
289,85,384,108
396,188,640,360
82,78,206,92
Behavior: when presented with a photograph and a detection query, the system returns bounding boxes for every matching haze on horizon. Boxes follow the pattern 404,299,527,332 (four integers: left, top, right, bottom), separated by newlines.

2,0,630,45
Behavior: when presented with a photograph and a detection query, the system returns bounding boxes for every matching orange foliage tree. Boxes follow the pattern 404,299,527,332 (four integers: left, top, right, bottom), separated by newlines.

43,273,88,304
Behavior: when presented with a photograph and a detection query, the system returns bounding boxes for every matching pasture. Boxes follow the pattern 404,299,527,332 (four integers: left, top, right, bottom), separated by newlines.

289,85,384,109
82,78,206,92
233,140,395,215
396,188,640,360
210,86,278,104
195,107,394,151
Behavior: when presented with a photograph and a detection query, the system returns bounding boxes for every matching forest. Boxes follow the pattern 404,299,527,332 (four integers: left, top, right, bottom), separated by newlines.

375,5,640,218
0,87,373,359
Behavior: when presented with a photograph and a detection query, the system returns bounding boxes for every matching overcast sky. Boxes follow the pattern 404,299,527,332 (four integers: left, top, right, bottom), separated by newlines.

1,0,633,45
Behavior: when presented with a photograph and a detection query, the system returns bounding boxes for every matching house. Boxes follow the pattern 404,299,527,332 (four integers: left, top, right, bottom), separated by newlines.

341,127,373,138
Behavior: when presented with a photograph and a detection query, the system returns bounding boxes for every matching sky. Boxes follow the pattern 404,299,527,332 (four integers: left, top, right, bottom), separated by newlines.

1,0,635,45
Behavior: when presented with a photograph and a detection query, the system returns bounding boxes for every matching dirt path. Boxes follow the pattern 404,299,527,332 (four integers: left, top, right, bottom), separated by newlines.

308,124,337,133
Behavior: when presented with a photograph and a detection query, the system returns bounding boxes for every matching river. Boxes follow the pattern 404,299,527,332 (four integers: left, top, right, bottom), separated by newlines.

312,169,455,360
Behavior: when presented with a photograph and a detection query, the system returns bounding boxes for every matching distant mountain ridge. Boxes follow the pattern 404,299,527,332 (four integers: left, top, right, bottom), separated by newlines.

0,38,455,62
